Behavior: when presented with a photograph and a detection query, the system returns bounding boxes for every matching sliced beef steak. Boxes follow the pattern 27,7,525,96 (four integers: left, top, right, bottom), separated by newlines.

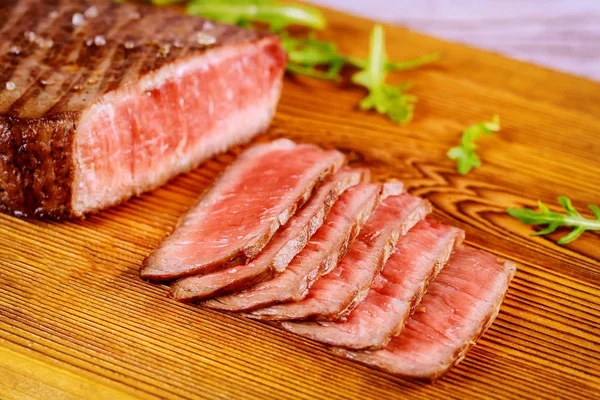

283,219,464,349
140,140,345,281
205,181,393,312
0,0,286,218
169,167,369,302
337,247,516,381
250,193,431,321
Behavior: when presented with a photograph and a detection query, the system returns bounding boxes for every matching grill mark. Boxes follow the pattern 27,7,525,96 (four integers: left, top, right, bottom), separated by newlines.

0,1,46,86
46,1,125,115
137,16,184,77
105,10,167,93
135,15,223,78
2,0,267,119
0,2,20,49
0,0,26,40
139,14,195,74
97,7,170,94
40,1,84,64
3,0,80,114
7,1,85,115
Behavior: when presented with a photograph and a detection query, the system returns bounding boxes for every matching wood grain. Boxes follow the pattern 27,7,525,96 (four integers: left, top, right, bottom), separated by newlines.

1,5,599,400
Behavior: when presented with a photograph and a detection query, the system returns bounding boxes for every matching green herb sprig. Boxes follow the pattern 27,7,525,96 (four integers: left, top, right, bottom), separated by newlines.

281,33,441,84
447,115,500,175
281,34,347,81
186,0,326,31
283,25,439,123
508,197,600,244
351,25,416,124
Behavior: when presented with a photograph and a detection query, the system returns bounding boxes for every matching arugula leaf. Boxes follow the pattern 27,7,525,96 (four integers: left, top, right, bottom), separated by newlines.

281,34,346,80
447,115,500,175
186,0,326,31
350,24,417,124
508,197,600,244
281,32,440,89
281,30,440,105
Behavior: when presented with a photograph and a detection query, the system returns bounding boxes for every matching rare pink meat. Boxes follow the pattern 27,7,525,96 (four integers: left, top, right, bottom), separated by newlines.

205,182,393,312
283,219,464,349
250,193,432,321
169,168,369,302
140,140,345,281
337,247,516,381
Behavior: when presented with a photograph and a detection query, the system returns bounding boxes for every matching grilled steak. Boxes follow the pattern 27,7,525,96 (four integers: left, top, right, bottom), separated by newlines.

169,167,369,302
0,0,286,217
283,219,464,349
336,247,516,381
205,182,391,312
140,140,345,281
251,193,431,321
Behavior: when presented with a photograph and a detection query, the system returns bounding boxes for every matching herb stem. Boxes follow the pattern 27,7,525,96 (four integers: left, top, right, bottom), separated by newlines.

285,63,339,81
347,52,442,71
508,197,600,244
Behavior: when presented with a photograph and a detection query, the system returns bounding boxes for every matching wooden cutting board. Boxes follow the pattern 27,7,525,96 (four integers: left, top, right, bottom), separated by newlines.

1,5,599,400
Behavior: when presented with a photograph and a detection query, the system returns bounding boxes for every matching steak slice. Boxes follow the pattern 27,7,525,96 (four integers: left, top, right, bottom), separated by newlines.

250,193,432,321
169,167,369,302
0,0,286,218
336,247,516,381
140,140,345,281
282,219,464,349
204,181,394,312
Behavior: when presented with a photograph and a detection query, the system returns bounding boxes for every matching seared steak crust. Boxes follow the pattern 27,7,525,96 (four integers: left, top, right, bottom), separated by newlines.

0,113,76,217
0,0,281,217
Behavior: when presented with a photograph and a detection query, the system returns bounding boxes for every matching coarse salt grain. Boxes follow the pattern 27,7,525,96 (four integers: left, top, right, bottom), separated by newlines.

202,21,214,30
94,35,106,46
72,13,85,26
84,6,98,19
5,82,16,91
129,11,141,20
37,38,53,48
195,32,216,46
9,46,20,55
159,43,171,57
49,11,59,19
124,41,135,49
26,31,36,42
